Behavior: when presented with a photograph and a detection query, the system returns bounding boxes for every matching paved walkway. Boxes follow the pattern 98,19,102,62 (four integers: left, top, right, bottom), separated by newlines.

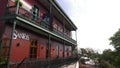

60,61,79,68
79,64,99,68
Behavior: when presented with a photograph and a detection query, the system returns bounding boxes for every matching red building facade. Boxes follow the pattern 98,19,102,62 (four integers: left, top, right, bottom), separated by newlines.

0,0,77,68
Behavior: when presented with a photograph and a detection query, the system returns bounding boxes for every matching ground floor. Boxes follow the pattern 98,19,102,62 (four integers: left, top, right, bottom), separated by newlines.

0,23,73,64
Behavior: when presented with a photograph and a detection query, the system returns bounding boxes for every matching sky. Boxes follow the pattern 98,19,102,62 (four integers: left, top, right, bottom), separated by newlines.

56,0,120,52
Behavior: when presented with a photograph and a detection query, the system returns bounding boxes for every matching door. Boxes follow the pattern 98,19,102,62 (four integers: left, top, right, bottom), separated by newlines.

30,40,37,58
32,5,39,21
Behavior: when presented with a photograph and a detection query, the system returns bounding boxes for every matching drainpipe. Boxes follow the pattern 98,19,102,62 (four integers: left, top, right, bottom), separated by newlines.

48,34,51,68
62,18,65,59
7,0,20,68
63,41,65,59
50,0,53,31
47,2,52,68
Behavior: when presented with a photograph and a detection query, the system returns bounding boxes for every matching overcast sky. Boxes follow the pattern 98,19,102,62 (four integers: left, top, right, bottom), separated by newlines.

56,0,120,52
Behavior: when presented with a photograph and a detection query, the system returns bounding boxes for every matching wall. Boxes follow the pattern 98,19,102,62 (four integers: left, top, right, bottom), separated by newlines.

0,0,7,17
21,0,71,37
4,25,30,62
50,40,56,59
4,24,48,62
58,43,63,58
37,38,47,59
24,0,48,18
64,45,72,58
0,0,8,39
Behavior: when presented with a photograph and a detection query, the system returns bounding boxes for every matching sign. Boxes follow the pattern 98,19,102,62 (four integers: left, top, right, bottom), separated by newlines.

13,30,30,40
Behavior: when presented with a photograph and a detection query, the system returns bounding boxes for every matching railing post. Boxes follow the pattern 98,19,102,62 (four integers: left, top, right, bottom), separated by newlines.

7,0,20,68
7,20,17,68
47,34,51,68
75,30,77,45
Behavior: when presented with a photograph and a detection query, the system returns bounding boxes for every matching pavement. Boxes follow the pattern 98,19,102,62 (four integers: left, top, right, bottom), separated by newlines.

59,61,79,68
79,64,99,68
59,62,99,68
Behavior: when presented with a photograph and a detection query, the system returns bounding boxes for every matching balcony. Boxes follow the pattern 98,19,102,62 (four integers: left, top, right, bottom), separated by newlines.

5,5,76,45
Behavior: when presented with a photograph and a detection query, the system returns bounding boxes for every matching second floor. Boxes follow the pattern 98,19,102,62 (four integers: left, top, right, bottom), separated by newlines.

0,0,77,45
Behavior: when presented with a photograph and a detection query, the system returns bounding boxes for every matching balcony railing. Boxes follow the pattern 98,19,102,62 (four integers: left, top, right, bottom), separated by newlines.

6,6,76,44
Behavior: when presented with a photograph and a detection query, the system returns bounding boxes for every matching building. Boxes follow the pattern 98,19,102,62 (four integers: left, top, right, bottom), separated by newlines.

0,0,77,68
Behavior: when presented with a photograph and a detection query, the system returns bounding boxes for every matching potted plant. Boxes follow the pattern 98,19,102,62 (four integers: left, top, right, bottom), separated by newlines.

15,0,23,7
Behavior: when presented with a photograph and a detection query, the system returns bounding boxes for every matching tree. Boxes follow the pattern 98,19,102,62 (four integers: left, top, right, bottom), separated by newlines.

109,29,120,68
78,48,100,65
100,49,115,64
80,48,87,56
100,60,114,68
109,29,120,52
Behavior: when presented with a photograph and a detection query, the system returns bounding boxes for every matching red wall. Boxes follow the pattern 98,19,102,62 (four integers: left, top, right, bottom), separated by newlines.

4,26,30,62
0,0,8,38
37,38,47,59
50,41,56,59
4,25,48,62
58,44,63,58
64,46,72,58
4,25,72,62
52,18,63,33
2,0,73,62
21,0,71,37
11,39,30,62
24,0,48,19
8,0,15,6
50,41,64,59
0,0,7,17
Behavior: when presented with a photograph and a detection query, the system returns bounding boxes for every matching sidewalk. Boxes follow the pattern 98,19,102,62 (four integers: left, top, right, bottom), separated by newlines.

60,61,79,68
79,64,99,68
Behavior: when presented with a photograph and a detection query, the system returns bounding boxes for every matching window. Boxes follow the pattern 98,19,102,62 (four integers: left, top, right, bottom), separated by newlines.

32,5,39,21
30,40,37,58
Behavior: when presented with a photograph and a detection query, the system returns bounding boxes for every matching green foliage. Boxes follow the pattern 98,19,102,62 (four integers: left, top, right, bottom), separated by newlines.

0,47,7,65
109,29,120,52
15,0,23,7
80,58,85,64
72,47,78,57
79,48,99,59
114,56,120,68
109,29,120,67
80,48,87,56
0,56,7,65
100,60,115,68
101,49,115,63
78,48,100,66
